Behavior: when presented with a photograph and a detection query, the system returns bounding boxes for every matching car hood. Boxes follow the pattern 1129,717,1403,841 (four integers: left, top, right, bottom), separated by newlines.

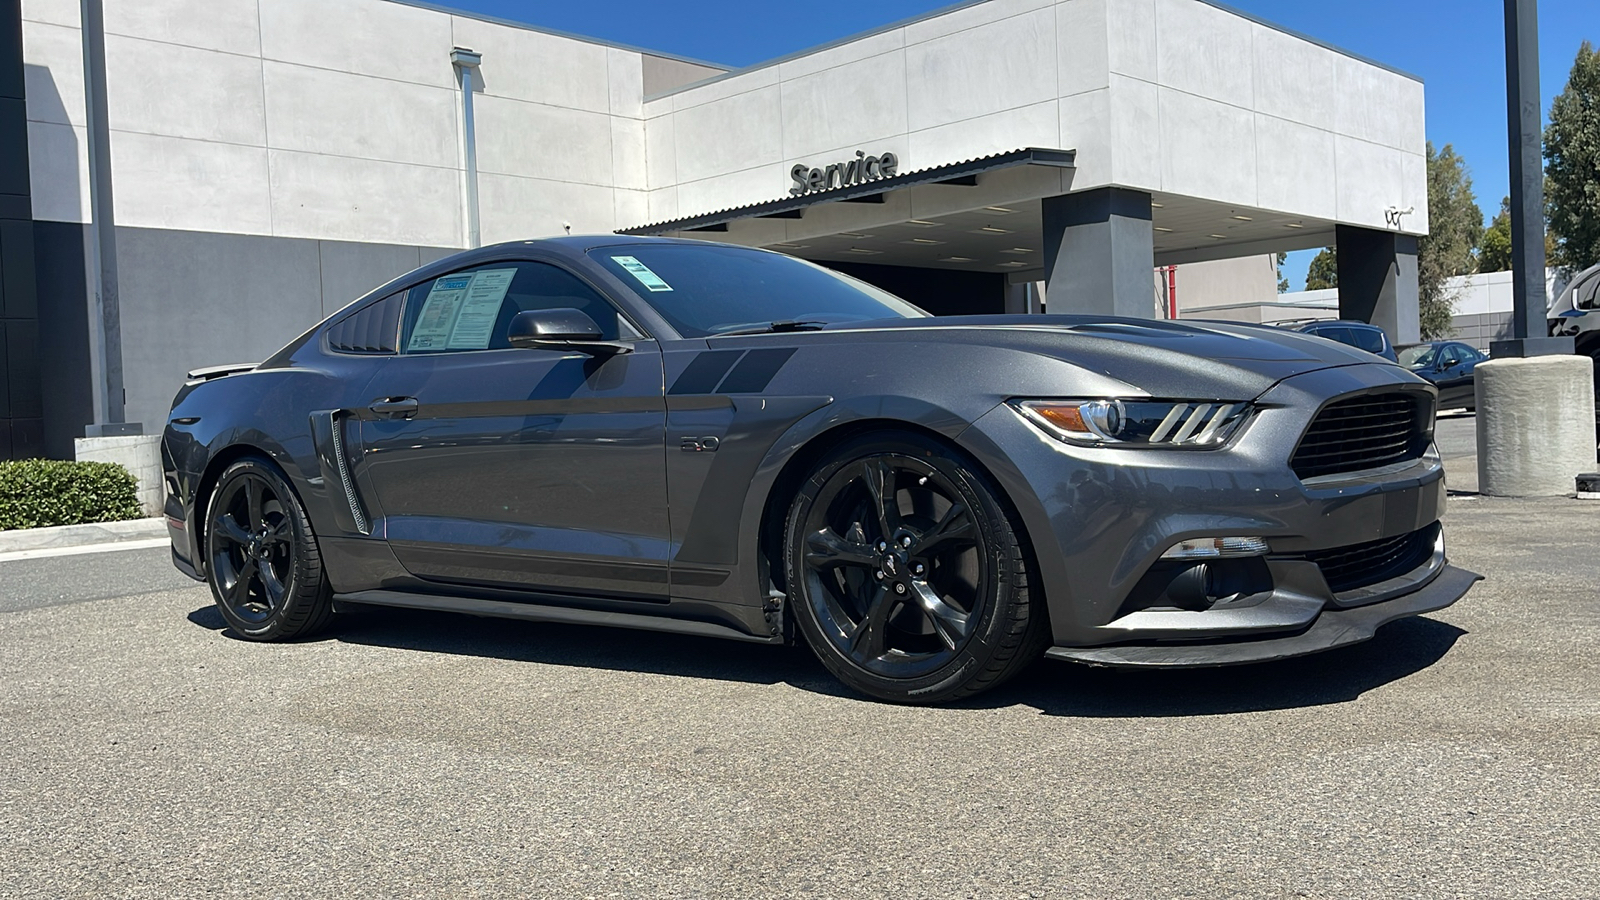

821,315,1412,400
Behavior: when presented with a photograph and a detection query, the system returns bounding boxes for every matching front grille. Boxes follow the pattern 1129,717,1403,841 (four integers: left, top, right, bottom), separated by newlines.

1291,393,1425,479
1305,523,1439,592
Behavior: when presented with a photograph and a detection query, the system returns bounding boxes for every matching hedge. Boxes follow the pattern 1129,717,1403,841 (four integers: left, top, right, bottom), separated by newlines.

0,459,143,531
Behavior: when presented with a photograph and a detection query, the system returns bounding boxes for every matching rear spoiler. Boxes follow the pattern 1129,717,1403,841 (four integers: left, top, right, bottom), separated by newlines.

185,362,257,383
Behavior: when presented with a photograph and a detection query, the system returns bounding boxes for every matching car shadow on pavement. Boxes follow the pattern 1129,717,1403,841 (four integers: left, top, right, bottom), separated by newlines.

187,602,848,692
186,605,1464,714
979,616,1467,717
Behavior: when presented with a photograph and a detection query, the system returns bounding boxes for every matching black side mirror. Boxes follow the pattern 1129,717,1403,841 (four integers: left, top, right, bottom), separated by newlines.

506,308,631,354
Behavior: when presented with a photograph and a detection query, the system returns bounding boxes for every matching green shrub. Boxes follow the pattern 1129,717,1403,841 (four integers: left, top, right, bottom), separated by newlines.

0,459,144,530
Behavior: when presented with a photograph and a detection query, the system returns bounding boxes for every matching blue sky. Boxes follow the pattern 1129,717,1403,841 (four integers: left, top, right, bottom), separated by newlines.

442,0,1595,290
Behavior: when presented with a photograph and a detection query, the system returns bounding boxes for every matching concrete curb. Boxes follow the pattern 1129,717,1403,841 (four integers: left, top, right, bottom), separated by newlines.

0,518,168,554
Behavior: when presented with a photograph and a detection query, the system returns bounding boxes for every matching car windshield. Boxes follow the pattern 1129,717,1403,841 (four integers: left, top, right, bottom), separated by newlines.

589,243,928,337
1398,345,1436,368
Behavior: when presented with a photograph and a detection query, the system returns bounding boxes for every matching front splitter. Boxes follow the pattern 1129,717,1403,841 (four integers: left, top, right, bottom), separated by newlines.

1045,565,1481,669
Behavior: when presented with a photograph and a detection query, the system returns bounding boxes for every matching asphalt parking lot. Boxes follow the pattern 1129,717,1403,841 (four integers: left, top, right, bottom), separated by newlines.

2,414,1597,898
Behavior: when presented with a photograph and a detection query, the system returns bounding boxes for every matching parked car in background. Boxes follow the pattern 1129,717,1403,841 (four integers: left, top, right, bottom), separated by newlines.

1397,341,1485,411
1290,320,1399,362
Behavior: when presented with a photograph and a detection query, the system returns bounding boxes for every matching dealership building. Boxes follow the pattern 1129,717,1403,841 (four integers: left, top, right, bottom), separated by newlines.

0,0,1429,460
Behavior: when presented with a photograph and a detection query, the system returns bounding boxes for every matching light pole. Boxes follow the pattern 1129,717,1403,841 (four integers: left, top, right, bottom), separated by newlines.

1474,0,1596,496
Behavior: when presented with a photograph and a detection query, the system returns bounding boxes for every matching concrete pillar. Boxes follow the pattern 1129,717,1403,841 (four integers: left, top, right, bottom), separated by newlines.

1335,225,1420,344
1475,355,1597,496
1042,188,1154,318
1,0,43,459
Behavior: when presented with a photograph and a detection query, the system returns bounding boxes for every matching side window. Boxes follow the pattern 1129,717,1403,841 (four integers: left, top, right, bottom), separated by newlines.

1316,326,1355,347
1439,346,1464,367
1461,346,1485,363
400,261,626,353
327,291,403,354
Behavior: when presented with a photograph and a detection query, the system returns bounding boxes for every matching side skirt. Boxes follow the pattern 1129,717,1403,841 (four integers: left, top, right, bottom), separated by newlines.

332,589,784,645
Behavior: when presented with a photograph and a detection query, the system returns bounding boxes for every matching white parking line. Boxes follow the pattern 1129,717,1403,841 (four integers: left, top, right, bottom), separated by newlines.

0,538,172,564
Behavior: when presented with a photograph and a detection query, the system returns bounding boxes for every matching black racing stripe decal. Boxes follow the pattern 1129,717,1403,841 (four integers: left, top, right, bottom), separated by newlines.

715,347,797,394
669,350,745,395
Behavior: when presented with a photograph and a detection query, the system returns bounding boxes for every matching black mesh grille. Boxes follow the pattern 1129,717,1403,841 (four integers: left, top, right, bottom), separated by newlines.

1305,523,1439,592
1290,393,1424,479
327,294,401,354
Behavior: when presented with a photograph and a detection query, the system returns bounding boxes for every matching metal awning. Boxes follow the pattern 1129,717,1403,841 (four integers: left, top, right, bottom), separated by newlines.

619,147,1076,235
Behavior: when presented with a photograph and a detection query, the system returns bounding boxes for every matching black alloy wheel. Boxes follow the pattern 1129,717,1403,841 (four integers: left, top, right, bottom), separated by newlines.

204,457,333,640
784,431,1047,703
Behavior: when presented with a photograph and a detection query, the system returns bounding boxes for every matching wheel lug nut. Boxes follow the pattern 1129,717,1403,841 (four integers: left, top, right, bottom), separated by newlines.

912,563,925,576
900,535,913,548
876,540,888,552
874,571,884,581
894,583,907,595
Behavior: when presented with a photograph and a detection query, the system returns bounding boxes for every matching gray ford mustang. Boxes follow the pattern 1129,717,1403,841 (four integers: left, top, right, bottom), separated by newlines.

163,236,1479,703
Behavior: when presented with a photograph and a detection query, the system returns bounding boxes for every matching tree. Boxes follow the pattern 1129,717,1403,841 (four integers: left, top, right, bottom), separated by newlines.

1276,251,1289,293
1545,40,1600,272
1416,142,1483,339
1305,248,1337,290
1479,197,1513,273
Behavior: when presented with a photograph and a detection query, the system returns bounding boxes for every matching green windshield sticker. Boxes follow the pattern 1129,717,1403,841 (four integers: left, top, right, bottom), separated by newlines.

612,255,674,292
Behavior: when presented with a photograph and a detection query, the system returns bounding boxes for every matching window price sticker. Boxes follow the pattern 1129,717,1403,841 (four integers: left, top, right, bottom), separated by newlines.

612,256,674,292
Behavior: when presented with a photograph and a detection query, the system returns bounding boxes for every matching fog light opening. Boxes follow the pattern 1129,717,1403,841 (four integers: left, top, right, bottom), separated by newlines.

1160,536,1270,560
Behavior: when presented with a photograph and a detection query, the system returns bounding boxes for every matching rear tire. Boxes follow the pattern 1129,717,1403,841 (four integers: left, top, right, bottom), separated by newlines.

203,456,334,640
783,430,1047,704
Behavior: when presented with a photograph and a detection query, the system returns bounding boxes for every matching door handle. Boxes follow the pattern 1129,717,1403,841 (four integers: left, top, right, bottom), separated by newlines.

369,397,419,419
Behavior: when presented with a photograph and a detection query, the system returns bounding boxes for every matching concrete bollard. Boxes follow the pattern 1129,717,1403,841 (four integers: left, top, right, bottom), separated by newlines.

1476,355,1597,497
75,435,164,518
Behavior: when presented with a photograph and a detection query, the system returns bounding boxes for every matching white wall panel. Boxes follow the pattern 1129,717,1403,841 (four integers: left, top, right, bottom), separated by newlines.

1334,55,1415,151
910,99,1061,166
613,188,648,229
20,20,82,126
1157,87,1255,203
103,0,260,57
19,0,77,28
1334,135,1406,230
1250,24,1336,128
779,49,907,160
902,0,1055,44
111,131,271,234
1105,0,1156,81
25,121,89,222
607,48,644,118
1153,0,1253,109
473,95,614,185
905,7,1056,132
611,117,646,191
106,36,266,146
671,84,783,184
268,150,461,246
262,62,458,169
667,65,778,112
1059,87,1111,186
776,27,903,81
675,165,783,219
1107,74,1157,189
476,174,617,243
452,15,611,114
1254,115,1335,219
259,0,454,88
1056,0,1109,96
644,114,676,191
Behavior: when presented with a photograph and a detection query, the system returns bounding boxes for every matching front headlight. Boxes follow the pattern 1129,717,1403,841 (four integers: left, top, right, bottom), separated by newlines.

1012,399,1251,448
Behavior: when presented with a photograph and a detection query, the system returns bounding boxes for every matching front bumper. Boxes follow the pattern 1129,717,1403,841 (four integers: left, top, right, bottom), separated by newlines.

1045,564,1479,667
963,363,1466,657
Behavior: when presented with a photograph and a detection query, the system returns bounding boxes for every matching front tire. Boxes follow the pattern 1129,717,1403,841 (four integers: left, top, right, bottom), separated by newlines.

204,456,334,640
783,431,1046,704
